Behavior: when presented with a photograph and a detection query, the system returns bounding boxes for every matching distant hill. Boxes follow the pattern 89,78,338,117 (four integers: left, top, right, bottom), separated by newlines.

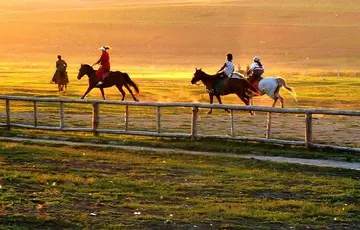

1,0,360,70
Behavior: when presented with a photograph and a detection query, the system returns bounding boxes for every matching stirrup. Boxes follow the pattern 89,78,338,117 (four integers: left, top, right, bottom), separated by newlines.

207,88,215,94
96,81,103,86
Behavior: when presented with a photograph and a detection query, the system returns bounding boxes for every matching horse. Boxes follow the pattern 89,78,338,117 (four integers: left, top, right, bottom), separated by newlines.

77,64,139,101
246,72,297,108
52,70,69,92
191,68,259,114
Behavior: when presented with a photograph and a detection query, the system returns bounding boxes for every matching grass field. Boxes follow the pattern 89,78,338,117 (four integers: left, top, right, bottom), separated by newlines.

1,141,360,229
1,63,360,149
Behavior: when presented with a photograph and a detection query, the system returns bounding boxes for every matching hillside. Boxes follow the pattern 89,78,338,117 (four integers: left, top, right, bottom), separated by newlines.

1,0,360,70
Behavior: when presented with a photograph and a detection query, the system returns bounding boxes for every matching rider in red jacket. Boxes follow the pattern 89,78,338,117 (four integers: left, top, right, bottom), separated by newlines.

94,46,111,86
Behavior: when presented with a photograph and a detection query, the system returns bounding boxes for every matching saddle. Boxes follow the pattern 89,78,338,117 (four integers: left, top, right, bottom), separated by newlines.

214,77,230,95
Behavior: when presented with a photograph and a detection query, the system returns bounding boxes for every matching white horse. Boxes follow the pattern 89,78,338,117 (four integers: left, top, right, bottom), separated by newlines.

248,76,298,108
230,69,297,108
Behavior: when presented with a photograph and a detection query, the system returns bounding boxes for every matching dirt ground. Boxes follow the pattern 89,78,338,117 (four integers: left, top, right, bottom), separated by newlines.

3,110,360,148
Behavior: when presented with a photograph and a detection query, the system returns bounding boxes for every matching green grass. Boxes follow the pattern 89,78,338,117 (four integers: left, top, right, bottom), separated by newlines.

0,141,360,229
1,127,360,163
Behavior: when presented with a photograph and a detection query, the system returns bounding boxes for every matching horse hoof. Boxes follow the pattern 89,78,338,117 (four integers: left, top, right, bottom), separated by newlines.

207,111,212,115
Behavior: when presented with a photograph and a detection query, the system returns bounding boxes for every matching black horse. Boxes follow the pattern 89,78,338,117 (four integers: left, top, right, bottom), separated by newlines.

77,64,139,101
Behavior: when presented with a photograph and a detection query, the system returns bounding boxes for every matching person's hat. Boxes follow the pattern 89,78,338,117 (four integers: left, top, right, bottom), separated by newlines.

99,46,111,51
253,56,260,62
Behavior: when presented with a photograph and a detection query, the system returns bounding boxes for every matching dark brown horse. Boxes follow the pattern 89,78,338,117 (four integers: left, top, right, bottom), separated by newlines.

191,68,259,114
52,70,69,92
77,64,139,101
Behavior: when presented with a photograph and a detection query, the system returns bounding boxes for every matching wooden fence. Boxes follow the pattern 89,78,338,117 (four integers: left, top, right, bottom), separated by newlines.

1,95,360,153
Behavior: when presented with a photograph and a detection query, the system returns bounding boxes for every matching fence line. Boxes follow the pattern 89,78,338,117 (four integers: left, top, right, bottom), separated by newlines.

0,95,359,153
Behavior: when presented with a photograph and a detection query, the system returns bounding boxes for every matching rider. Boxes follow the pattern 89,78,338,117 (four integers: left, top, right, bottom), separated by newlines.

209,53,234,94
51,55,67,83
94,46,111,86
247,56,264,89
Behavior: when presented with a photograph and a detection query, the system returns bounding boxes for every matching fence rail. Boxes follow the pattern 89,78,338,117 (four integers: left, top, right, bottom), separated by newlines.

0,95,360,153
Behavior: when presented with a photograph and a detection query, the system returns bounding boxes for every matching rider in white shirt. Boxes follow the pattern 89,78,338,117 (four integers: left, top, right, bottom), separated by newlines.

209,53,234,94
218,53,234,77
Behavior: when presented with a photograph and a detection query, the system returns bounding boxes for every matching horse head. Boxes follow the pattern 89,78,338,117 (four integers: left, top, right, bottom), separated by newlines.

77,64,95,80
191,68,204,84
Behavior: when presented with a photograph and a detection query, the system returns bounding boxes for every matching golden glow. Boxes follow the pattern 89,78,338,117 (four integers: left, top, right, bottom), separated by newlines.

1,0,360,72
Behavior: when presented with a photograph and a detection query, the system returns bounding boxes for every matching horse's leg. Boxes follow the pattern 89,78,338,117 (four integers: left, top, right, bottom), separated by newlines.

207,93,214,114
100,88,106,100
115,85,126,101
235,92,254,115
271,85,282,107
81,86,94,99
124,84,138,102
278,95,284,108
272,98,278,107
215,95,230,114
249,96,256,115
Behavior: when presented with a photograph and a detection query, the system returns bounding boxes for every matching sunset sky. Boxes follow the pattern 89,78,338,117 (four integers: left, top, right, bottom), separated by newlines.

1,0,360,71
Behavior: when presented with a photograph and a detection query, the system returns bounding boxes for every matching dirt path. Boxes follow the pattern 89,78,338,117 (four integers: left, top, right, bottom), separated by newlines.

1,136,360,171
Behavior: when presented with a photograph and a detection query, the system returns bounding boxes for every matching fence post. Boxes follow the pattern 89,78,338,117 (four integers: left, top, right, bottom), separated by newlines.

124,105,129,132
5,99,10,130
92,102,99,136
33,101,38,127
191,106,199,140
59,102,65,129
266,112,272,139
305,113,313,148
156,106,161,133
230,109,235,137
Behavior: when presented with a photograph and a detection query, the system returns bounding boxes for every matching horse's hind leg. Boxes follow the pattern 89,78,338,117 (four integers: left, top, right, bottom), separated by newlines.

271,98,278,107
272,85,283,108
235,92,249,105
275,95,284,108
235,92,254,115
100,88,106,100
124,84,138,102
115,85,126,101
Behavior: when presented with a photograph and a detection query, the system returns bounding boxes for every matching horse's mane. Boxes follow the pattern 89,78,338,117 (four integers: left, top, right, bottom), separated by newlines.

196,69,216,79
82,64,94,71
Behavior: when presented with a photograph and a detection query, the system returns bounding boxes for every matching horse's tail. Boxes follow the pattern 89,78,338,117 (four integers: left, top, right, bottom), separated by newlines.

277,77,298,102
124,73,140,94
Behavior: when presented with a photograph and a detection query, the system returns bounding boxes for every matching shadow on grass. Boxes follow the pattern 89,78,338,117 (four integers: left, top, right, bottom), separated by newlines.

0,215,82,230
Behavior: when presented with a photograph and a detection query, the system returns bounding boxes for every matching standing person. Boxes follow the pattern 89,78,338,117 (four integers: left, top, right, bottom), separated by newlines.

93,46,111,86
247,56,265,88
51,55,67,83
209,53,234,94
